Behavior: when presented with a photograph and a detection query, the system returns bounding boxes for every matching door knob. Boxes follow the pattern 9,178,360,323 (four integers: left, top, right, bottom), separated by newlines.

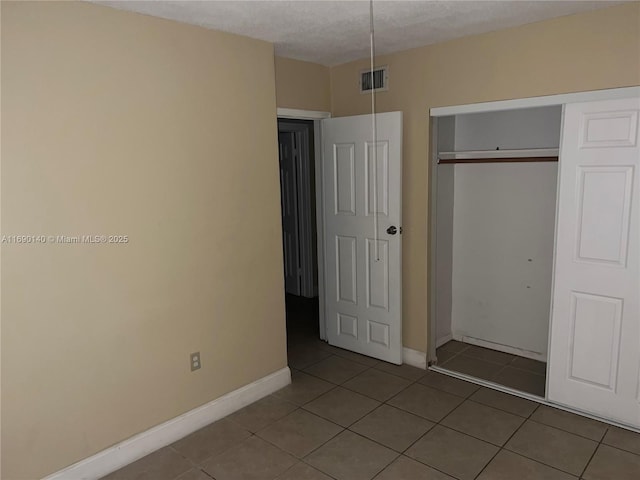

386,226,398,235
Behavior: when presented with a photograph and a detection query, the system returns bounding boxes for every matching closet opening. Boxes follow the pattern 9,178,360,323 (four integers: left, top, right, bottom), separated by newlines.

430,106,562,398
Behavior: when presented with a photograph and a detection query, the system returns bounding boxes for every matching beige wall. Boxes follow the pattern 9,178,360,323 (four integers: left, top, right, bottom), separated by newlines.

329,2,640,353
1,2,286,478
275,56,331,111
3,2,640,477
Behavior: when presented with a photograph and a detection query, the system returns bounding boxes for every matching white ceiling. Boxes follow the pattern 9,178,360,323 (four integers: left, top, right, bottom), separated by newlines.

94,0,623,66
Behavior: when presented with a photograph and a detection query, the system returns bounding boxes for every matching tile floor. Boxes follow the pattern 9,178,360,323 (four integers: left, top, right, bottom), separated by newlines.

436,340,547,397
102,298,640,480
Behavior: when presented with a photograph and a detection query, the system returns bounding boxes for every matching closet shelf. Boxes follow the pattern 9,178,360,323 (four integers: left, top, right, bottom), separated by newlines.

438,148,559,164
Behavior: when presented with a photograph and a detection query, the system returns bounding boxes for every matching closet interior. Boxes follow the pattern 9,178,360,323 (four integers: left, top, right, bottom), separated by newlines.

433,106,562,397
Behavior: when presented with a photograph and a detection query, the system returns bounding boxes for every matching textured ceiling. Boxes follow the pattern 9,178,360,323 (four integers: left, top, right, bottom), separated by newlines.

93,1,623,66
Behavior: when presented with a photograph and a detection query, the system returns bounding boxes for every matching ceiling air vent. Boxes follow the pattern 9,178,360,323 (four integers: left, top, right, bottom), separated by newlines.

360,66,388,93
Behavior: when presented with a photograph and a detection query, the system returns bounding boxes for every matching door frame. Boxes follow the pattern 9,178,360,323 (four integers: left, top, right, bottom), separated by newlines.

277,108,331,340
427,86,640,367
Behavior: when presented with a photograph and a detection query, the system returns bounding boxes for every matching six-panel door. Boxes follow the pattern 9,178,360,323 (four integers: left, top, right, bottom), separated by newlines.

548,97,640,428
322,112,403,364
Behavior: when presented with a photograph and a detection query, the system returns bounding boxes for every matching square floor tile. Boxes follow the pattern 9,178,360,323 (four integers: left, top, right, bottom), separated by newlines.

469,388,538,417
439,340,469,354
304,355,369,384
311,339,339,354
387,383,464,422
418,371,480,398
350,404,434,452
305,430,398,480
582,444,640,480
202,436,296,480
374,361,426,381
463,346,515,365
175,469,213,480
288,346,333,370
440,355,504,381
171,418,251,463
492,366,545,397
476,450,575,480
343,368,411,401
406,425,498,480
373,456,455,479
530,405,608,441
101,447,192,480
230,395,298,433
273,370,334,406
328,346,381,366
505,420,597,476
603,426,640,455
510,357,547,375
304,387,380,427
441,400,524,446
275,462,333,480
435,349,458,364
257,409,342,458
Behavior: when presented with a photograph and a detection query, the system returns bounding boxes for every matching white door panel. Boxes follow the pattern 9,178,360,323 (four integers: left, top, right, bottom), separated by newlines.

549,97,640,427
322,112,403,364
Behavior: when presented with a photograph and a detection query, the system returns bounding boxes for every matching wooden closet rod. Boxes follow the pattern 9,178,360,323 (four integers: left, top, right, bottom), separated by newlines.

438,156,559,164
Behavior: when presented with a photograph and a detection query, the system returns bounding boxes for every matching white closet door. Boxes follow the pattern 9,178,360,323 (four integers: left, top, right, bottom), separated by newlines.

548,97,640,427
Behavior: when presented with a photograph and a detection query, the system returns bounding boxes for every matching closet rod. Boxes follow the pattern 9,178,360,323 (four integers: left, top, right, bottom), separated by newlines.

438,156,558,165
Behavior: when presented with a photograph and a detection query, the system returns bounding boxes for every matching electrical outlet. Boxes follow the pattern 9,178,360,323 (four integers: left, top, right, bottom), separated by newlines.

190,352,201,372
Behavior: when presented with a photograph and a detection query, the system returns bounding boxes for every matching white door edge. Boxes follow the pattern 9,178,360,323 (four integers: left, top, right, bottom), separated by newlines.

277,108,331,120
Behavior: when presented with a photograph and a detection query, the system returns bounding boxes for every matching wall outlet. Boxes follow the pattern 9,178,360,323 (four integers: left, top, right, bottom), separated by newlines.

190,352,201,371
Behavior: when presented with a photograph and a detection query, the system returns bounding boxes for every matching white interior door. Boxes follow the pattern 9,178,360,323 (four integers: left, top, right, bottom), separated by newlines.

278,131,301,296
322,112,403,364
548,97,640,427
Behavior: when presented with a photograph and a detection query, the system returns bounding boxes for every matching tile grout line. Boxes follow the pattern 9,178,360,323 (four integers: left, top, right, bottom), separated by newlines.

472,399,542,479
373,378,493,477
176,335,625,480
289,360,432,478
578,424,609,479
299,354,382,384
388,389,478,480
525,416,609,443
500,413,606,477
156,358,629,480
293,339,635,478
201,356,585,480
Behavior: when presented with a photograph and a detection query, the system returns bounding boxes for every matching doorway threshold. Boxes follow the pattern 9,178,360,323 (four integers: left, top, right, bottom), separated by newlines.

429,365,640,434
429,365,545,402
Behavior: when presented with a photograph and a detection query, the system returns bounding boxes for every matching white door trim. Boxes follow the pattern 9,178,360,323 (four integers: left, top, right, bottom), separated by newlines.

277,108,331,340
430,86,640,117
277,108,331,120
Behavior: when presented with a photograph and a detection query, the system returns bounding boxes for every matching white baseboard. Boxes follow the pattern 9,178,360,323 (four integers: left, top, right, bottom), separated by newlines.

455,334,547,362
403,347,427,369
43,367,292,480
435,334,453,348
